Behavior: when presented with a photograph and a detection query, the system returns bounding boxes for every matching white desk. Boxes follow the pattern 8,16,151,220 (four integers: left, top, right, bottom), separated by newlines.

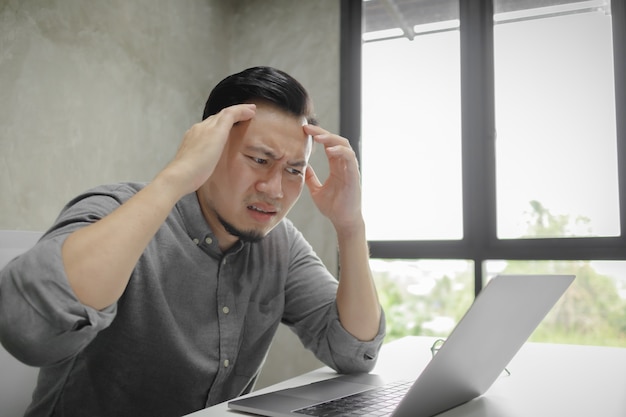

184,336,626,417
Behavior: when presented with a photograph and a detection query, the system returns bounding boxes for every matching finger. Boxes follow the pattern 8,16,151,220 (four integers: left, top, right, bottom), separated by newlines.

304,127,352,149
324,145,361,183
317,135,351,150
303,123,329,136
303,124,360,179
305,165,322,191
325,144,355,159
208,103,257,127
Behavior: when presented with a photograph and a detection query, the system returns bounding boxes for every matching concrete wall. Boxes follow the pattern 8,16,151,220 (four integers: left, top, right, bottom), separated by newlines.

0,0,341,392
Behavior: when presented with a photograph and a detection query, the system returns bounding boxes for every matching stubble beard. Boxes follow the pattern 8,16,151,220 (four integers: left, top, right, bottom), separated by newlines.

216,213,265,243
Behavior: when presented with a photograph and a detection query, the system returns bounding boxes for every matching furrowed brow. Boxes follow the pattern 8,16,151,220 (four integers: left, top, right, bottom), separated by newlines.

288,160,307,168
246,145,307,167
246,145,279,160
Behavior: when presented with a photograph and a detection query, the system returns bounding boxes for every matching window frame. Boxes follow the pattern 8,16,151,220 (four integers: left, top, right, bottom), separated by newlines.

340,0,626,295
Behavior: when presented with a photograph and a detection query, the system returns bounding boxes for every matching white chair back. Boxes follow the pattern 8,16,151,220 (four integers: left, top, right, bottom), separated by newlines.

0,230,44,417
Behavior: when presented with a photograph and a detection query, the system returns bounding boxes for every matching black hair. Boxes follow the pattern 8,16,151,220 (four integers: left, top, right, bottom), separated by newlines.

202,66,315,123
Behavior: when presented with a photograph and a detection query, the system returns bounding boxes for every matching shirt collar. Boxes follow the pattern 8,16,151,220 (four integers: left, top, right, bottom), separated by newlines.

176,192,245,256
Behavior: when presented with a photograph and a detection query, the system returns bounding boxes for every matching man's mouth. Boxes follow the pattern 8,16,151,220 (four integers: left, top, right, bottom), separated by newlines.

247,205,276,214
246,203,280,222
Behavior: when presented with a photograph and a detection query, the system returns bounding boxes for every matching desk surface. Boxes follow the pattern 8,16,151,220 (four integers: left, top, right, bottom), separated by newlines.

184,336,626,417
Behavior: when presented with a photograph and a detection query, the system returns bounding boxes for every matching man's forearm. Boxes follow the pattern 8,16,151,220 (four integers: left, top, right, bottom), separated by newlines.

62,173,185,310
335,221,382,341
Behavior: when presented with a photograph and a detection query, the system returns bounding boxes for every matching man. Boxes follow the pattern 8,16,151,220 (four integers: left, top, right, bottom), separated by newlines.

0,66,384,417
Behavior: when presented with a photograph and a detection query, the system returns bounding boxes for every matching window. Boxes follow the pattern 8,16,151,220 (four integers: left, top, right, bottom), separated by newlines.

341,0,626,346
494,1,619,239
361,2,462,241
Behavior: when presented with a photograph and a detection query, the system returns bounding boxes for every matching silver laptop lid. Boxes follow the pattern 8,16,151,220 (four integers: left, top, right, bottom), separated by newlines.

393,274,574,416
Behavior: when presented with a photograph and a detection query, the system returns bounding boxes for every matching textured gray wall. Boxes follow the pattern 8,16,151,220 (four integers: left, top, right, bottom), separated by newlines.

0,0,230,229
0,0,341,393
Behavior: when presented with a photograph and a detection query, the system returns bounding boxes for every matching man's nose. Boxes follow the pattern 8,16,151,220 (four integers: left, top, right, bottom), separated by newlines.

257,167,284,199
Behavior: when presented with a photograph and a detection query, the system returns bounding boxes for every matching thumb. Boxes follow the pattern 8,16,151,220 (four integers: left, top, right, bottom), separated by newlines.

305,165,322,192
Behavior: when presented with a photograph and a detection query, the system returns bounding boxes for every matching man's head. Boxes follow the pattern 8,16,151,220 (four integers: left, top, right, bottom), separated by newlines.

197,67,315,249
202,66,315,124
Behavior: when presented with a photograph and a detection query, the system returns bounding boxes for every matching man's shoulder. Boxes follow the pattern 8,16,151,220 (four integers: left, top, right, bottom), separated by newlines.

262,218,311,251
57,182,148,218
269,217,298,238
86,181,147,195
68,182,147,203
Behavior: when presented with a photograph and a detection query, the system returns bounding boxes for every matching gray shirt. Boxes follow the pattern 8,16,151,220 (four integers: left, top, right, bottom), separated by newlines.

0,182,385,417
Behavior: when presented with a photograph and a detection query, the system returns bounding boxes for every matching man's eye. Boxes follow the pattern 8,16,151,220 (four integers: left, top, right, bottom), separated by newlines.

286,167,303,176
249,156,267,165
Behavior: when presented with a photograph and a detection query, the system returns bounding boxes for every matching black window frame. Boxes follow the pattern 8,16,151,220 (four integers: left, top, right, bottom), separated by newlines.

340,0,626,295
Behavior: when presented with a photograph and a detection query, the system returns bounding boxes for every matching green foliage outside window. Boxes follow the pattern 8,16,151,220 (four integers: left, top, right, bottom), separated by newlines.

374,201,626,347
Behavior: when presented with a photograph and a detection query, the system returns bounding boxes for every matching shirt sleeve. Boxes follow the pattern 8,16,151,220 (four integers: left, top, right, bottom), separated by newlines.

280,221,386,374
0,185,136,367
317,304,386,373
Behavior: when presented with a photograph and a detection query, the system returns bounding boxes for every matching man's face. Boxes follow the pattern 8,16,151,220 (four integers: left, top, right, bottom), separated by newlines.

197,102,312,249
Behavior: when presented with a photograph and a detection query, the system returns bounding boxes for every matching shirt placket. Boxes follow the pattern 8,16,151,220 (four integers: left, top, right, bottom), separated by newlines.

205,251,241,405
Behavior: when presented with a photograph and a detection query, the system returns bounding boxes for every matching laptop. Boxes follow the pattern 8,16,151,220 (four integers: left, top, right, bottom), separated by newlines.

228,274,574,417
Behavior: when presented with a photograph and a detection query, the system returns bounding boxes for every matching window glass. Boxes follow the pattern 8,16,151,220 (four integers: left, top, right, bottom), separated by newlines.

493,0,619,239
371,259,474,342
362,1,462,241
360,0,625,349
485,259,626,347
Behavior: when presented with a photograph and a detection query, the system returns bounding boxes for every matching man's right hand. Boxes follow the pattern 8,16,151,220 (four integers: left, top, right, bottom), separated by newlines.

160,103,256,197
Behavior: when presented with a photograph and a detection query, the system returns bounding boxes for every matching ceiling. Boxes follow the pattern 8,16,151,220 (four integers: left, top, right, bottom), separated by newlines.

363,0,610,40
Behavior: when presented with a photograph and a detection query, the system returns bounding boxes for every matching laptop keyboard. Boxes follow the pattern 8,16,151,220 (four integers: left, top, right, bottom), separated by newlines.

293,380,412,417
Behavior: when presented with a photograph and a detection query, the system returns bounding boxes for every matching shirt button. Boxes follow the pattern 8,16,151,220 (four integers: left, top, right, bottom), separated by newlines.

192,238,200,245
222,306,230,314
205,237,213,245
223,359,230,368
